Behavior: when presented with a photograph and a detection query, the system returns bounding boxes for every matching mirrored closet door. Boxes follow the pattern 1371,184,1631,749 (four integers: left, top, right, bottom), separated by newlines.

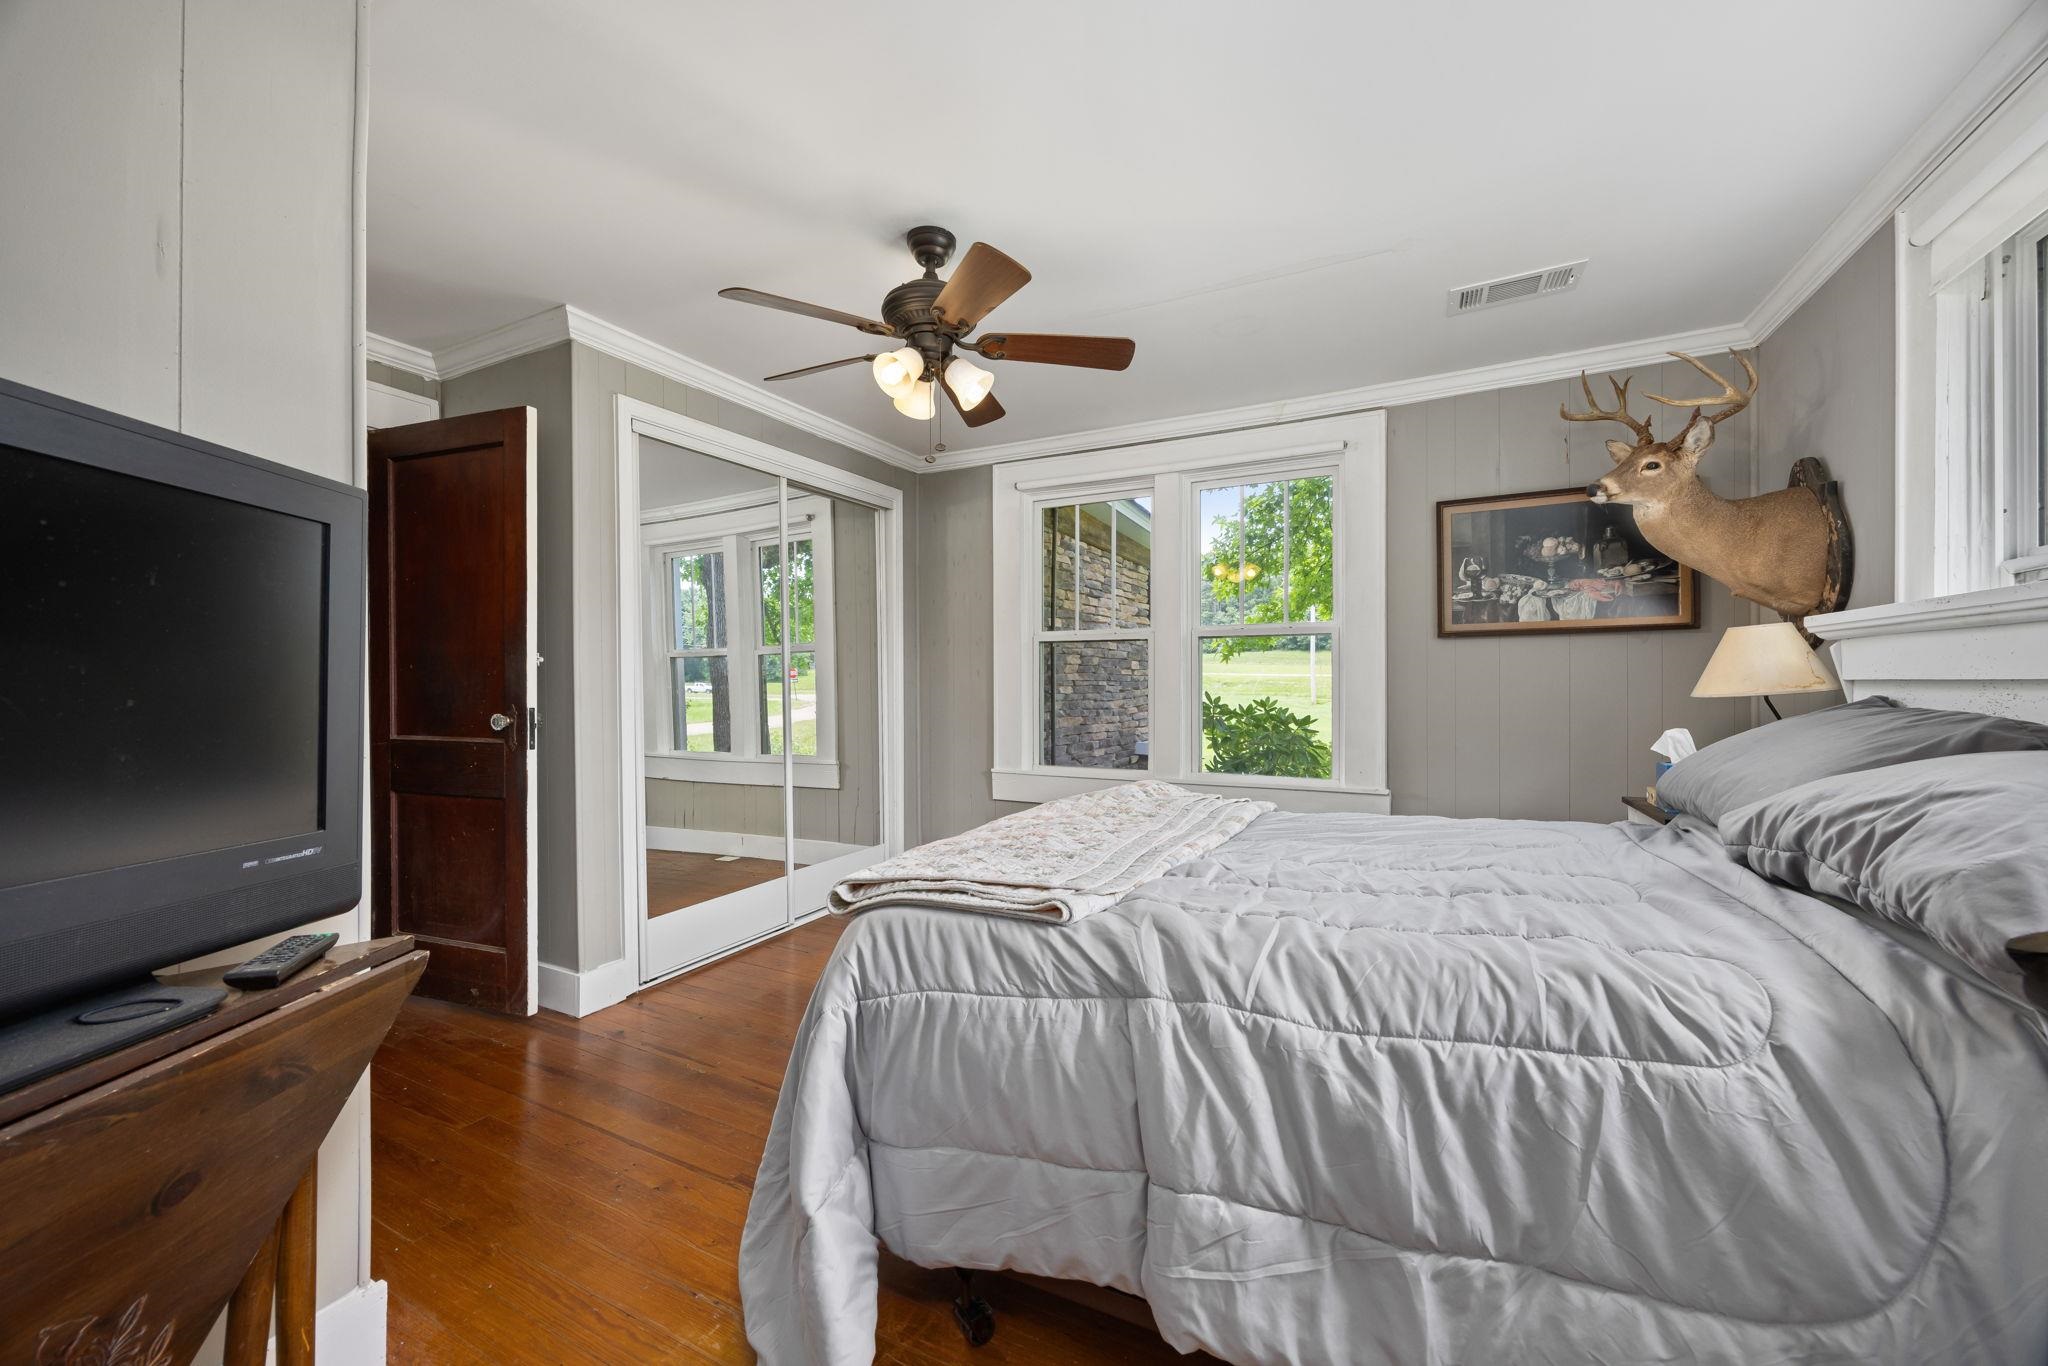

636,439,888,981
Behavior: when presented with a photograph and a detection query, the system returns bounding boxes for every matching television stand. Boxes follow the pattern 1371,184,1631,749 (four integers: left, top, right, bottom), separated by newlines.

0,936,423,1364
0,979,225,1094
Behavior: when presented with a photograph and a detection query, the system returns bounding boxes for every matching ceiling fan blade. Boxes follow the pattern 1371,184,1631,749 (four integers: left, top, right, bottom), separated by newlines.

942,372,1006,428
974,333,1135,371
718,287,893,336
763,355,875,382
931,243,1031,330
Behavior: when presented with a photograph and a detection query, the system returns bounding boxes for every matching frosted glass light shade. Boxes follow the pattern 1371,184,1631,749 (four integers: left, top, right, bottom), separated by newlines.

891,380,935,420
944,356,994,410
871,347,924,399
1692,623,1835,698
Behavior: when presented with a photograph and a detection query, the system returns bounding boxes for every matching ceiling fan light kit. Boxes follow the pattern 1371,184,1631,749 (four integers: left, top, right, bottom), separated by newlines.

872,347,924,399
721,225,1136,430
891,380,936,421
944,356,994,411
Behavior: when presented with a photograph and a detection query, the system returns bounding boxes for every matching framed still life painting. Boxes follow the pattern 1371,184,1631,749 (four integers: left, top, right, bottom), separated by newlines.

1436,487,1699,637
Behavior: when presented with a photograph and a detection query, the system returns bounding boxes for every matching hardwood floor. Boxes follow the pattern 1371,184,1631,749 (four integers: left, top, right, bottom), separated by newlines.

372,916,1209,1364
646,849,789,919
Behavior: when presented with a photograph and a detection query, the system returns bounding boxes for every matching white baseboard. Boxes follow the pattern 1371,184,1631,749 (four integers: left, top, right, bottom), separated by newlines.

537,955,636,1019
645,823,864,865
267,1280,385,1365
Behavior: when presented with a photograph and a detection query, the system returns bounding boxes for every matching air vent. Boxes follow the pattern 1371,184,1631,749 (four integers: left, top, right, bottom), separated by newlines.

1448,260,1586,316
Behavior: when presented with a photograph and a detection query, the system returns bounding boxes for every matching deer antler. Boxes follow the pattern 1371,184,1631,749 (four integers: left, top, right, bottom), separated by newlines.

1559,373,1656,445
1645,351,1758,427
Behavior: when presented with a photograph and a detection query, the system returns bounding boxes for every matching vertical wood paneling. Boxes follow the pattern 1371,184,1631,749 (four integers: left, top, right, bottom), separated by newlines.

1450,392,1503,817
1493,377,1574,820
1384,404,1431,813
1422,400,1463,815
1373,356,1772,826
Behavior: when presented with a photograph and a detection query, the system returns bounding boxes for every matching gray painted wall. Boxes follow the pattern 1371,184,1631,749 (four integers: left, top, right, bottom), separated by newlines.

440,342,578,964
916,353,1772,834
1383,359,1756,819
916,470,1031,840
0,0,373,1342
368,358,441,401
1756,222,1896,612
441,340,917,970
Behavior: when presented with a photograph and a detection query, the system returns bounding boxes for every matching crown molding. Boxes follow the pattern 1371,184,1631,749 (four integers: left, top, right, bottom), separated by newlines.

413,305,925,472
364,331,439,379
929,321,1754,470
1742,2,2048,345
558,306,923,470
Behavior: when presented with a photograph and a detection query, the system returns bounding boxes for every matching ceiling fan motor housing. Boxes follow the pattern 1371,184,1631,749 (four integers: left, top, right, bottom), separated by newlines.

881,277,953,378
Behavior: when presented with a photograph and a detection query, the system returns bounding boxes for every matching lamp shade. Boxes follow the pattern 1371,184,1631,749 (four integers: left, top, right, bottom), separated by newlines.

871,347,924,400
891,379,935,420
1692,623,1834,699
944,356,994,410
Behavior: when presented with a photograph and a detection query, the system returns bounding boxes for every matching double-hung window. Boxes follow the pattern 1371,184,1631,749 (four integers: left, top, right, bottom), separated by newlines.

1897,67,2048,599
992,414,1387,808
643,495,837,786
1999,210,2048,580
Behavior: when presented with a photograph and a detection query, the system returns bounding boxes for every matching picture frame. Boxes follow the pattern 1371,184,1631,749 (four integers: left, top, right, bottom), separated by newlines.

1436,487,1699,637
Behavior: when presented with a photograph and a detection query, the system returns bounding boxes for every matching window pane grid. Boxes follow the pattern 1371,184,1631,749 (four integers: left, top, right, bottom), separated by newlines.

1199,474,1336,631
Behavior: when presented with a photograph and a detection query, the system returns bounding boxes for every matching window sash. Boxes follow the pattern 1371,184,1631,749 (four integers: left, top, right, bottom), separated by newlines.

1193,629,1338,780
1191,472,1336,631
1032,491,1156,773
644,498,836,765
2005,212,2048,577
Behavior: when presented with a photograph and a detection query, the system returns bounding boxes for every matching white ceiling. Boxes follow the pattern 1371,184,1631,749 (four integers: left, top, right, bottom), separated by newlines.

367,0,2031,455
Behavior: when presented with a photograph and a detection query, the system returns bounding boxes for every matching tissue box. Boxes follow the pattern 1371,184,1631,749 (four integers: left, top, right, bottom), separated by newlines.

1653,761,1675,813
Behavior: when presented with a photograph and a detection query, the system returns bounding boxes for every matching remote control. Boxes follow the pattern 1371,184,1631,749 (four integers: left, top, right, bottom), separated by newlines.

222,932,339,989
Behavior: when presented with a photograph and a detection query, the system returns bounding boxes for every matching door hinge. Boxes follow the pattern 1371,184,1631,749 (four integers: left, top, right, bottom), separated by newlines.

528,706,540,751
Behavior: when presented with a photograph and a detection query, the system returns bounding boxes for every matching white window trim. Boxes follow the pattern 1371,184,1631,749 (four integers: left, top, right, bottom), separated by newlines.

990,413,1388,811
640,492,839,788
1897,54,2048,605
2003,210,2048,578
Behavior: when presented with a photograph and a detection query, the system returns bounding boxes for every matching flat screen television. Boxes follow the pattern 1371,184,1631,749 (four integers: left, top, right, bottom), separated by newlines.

0,377,364,1023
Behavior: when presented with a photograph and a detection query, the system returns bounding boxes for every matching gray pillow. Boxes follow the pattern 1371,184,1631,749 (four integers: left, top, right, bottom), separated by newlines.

1657,696,2048,826
1719,750,2048,1008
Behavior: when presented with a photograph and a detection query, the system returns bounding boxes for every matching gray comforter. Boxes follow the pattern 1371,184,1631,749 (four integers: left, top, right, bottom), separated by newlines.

740,812,2048,1364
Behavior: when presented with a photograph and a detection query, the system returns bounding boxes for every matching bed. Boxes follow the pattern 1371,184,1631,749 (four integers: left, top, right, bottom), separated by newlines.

741,592,2048,1365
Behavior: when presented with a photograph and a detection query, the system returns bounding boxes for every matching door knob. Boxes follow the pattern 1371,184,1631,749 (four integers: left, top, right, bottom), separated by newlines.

489,712,513,732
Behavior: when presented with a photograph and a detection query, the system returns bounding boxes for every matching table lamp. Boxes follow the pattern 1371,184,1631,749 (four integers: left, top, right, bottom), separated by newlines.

1692,622,1837,719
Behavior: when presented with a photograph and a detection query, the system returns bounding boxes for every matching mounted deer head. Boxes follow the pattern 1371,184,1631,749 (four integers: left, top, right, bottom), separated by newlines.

1563,351,1849,620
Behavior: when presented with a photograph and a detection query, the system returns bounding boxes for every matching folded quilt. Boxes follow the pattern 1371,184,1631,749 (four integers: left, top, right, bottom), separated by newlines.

828,780,1272,922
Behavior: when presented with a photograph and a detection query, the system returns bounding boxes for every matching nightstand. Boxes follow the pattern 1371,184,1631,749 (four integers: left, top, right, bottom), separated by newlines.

1622,795,1671,826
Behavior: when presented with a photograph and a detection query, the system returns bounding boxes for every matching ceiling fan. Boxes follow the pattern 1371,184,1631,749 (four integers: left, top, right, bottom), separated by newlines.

718,226,1135,430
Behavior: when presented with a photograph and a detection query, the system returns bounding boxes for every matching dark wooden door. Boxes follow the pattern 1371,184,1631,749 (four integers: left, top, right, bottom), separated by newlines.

368,409,536,1013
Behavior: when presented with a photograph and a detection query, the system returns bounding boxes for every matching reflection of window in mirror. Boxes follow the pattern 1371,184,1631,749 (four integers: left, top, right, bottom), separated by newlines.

641,494,837,780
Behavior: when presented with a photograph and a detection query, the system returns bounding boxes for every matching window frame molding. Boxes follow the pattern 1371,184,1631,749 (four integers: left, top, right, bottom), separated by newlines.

990,413,1388,811
639,491,839,788
1897,53,2048,604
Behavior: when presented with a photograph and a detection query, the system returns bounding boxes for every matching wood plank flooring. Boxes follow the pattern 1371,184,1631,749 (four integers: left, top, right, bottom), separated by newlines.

373,916,1209,1364
646,850,788,918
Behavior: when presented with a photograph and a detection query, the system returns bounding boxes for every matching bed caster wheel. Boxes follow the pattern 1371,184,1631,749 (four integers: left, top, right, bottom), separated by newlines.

952,1270,996,1346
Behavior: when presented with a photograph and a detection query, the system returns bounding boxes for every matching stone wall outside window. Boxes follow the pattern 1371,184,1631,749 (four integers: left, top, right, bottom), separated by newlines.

1042,509,1150,768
